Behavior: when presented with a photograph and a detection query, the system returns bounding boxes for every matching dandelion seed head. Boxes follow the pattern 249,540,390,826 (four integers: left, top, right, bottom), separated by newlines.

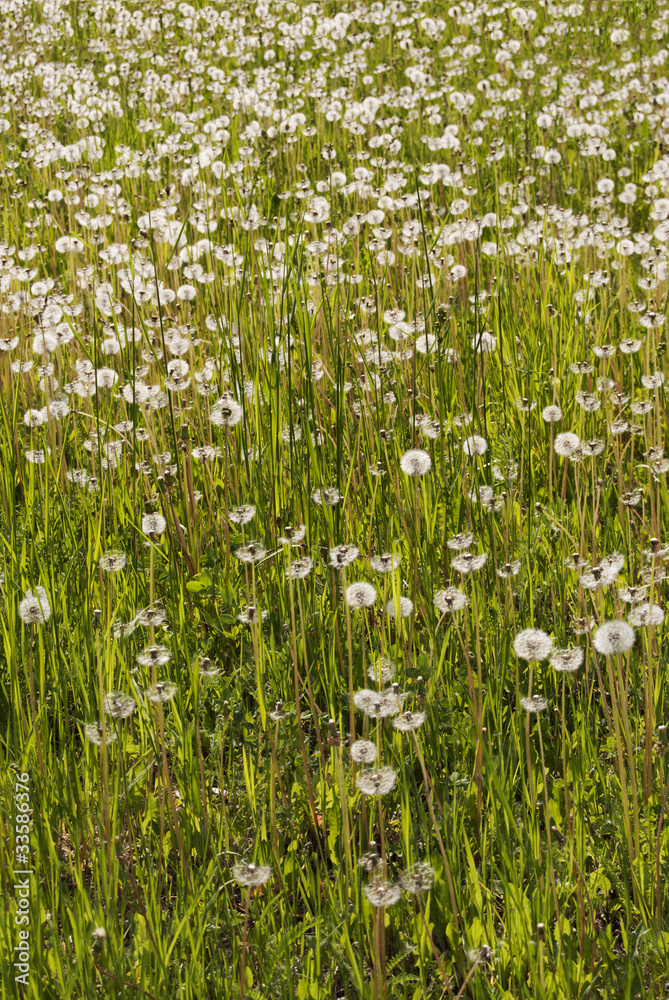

278,524,306,545
350,739,378,764
434,587,470,613
554,432,580,457
346,582,377,608
514,629,553,661
393,710,426,732
628,603,664,627
287,556,314,579
399,449,432,476
142,513,167,535
463,435,488,456
229,505,256,525
232,861,271,887
451,552,487,574
550,648,584,673
99,551,127,572
357,766,397,796
329,544,360,568
446,532,474,551
137,645,172,667
235,541,267,563
364,880,402,907
103,692,136,718
353,688,402,718
84,722,117,746
369,552,401,573
401,862,435,894
521,695,548,713
146,680,177,703
18,587,52,625
593,620,636,655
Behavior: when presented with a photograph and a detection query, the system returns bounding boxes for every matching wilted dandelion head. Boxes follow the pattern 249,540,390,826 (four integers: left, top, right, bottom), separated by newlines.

19,587,52,625
232,861,271,887
370,552,401,573
229,505,256,525
346,581,377,608
521,695,548,713
550,648,584,673
401,862,435,894
329,544,360,568
103,692,136,719
399,449,432,477
84,722,118,745
593,620,636,655
99,551,127,572
350,739,378,764
628,603,664,628
137,645,171,667
357,766,397,797
287,556,314,580
434,587,470,613
146,680,177,703
513,629,553,661
364,880,402,907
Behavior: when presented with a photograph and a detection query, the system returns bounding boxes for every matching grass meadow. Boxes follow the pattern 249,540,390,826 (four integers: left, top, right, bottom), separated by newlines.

4,0,669,996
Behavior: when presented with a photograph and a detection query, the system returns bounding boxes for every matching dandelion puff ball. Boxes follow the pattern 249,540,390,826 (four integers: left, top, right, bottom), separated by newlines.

593,620,636,655
521,695,548,713
542,405,562,423
363,881,402,907
628,603,664,627
399,449,432,477
513,628,553,661
350,740,377,765
554,432,580,457
386,596,414,619
346,581,377,608
18,587,52,625
463,435,488,456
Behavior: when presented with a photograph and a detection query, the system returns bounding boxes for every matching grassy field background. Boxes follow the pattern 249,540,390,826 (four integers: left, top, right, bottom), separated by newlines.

3,0,669,996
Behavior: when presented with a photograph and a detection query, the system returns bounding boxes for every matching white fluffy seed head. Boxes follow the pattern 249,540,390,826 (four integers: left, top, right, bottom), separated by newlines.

346,582,377,608
399,449,432,476
593,620,636,655
513,628,553,661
